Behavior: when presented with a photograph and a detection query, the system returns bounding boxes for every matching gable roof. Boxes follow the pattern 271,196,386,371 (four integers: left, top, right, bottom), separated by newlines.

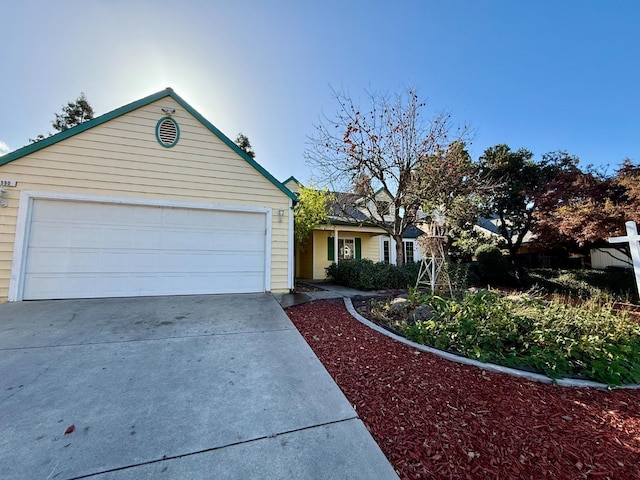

282,175,301,186
0,88,297,202
284,176,421,237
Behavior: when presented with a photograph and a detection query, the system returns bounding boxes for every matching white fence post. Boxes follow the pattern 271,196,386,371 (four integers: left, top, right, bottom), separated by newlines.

609,221,640,300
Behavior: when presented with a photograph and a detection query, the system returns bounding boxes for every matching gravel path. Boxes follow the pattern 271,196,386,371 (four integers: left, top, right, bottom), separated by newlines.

286,299,640,480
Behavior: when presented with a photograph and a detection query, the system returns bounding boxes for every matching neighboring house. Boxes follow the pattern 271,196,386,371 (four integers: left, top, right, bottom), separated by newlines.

591,247,632,270
282,177,422,280
474,216,537,248
474,216,590,268
0,88,297,301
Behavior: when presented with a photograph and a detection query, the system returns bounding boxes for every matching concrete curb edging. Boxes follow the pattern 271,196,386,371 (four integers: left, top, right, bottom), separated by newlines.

343,298,640,390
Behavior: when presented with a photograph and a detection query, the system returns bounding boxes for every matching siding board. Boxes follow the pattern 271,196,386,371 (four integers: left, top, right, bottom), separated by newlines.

0,96,291,298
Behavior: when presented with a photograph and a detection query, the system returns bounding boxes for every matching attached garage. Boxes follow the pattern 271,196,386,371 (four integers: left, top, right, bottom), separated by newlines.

0,88,296,301
17,197,269,300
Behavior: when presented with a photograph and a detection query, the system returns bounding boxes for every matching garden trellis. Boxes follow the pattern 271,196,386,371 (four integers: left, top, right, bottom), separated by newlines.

416,209,452,295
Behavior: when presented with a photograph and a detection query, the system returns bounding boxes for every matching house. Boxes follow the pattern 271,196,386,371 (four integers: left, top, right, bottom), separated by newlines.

0,88,297,301
282,177,422,280
474,216,589,268
590,247,632,270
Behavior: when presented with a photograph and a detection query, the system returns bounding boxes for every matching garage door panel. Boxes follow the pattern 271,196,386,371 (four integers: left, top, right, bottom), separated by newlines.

213,233,265,251
22,199,268,300
25,248,96,273
160,230,213,250
133,230,163,249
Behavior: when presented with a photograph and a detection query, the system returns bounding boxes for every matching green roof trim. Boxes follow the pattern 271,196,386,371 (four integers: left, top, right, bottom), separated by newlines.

0,88,297,202
282,175,302,186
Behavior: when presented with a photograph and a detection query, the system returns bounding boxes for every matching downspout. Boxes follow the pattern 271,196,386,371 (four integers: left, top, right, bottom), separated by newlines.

288,198,294,292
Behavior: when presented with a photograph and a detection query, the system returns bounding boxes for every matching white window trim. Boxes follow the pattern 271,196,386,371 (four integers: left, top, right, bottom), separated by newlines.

403,239,416,264
9,191,274,301
380,237,391,264
338,237,356,261
379,236,421,265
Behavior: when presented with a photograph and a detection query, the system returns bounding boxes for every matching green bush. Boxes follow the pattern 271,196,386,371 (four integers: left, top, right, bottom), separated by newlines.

402,291,640,386
527,267,638,303
474,244,510,285
325,259,419,290
446,261,482,294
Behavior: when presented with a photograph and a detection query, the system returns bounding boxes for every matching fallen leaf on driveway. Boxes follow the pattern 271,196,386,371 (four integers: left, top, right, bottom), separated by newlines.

64,425,75,435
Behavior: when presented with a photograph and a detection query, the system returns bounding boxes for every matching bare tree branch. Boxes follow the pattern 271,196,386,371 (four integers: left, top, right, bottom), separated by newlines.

305,86,466,266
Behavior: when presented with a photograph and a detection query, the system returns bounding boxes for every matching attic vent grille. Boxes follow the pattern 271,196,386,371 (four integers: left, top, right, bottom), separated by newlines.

155,117,179,147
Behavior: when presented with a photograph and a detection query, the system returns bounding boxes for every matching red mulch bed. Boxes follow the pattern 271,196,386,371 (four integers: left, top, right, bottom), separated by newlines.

285,299,640,480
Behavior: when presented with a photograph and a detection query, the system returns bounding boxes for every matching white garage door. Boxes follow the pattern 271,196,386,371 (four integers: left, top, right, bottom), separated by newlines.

21,199,267,300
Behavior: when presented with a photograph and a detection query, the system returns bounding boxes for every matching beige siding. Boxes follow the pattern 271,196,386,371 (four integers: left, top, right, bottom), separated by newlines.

0,97,291,298
283,179,301,195
296,236,314,279
311,229,383,279
313,230,332,279
363,235,382,261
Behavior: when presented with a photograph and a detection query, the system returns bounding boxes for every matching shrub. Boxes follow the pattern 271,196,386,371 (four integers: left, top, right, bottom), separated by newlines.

326,259,418,290
527,268,638,303
402,291,640,386
446,261,482,294
475,245,510,285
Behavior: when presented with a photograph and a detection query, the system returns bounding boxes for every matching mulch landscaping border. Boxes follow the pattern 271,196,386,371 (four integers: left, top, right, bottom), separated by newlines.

345,297,640,390
286,299,640,480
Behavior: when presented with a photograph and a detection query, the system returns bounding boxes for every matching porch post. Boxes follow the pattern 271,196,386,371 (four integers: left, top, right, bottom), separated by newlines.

390,235,396,265
334,228,339,265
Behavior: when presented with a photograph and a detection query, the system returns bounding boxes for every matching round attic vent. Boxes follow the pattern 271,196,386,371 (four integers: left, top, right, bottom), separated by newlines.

155,117,179,147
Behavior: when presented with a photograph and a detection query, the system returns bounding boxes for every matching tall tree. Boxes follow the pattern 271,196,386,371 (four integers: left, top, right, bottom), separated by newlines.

535,157,640,247
30,92,94,142
418,139,486,230
613,159,640,224
235,133,255,159
52,92,94,132
306,87,463,266
478,144,561,279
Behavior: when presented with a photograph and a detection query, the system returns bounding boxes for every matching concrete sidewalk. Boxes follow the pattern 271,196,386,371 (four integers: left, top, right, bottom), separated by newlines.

0,294,397,479
277,282,379,308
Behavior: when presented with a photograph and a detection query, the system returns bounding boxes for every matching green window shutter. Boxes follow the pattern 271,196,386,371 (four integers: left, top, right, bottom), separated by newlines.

355,238,361,260
328,237,335,261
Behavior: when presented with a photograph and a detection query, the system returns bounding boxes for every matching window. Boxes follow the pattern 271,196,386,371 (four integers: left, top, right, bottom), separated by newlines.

382,239,390,264
376,201,390,216
339,238,355,260
403,240,414,264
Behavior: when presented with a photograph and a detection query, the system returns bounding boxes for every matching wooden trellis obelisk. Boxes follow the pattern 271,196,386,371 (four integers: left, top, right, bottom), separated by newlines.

416,210,452,295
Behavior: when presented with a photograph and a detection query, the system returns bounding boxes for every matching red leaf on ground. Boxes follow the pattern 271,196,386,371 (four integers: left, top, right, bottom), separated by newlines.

64,425,75,435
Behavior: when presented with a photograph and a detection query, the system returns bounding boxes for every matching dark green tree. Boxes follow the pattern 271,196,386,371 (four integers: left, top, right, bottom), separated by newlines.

235,133,255,159
478,144,559,280
52,92,94,132
30,92,94,143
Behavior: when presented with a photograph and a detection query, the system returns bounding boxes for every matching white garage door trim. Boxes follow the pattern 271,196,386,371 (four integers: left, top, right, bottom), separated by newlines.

9,191,273,301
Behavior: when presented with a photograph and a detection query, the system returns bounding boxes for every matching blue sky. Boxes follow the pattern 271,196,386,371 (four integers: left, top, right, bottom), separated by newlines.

1,1,638,183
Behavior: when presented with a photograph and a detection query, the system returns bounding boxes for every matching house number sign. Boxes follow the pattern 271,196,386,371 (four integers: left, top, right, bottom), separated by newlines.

0,180,17,187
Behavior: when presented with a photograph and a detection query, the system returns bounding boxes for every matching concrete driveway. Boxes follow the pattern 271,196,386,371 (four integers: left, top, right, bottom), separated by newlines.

0,294,397,479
